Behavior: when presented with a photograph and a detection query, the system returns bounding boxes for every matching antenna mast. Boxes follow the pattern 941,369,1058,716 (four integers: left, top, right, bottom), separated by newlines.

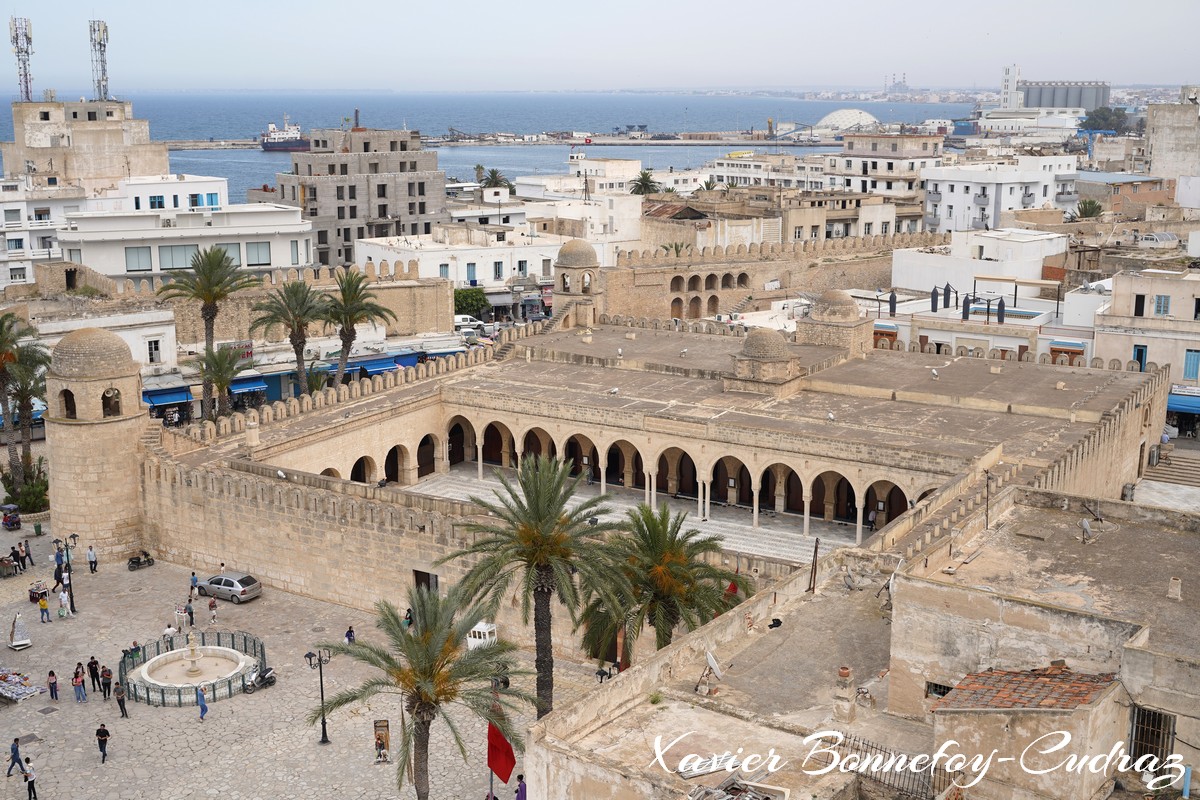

89,19,109,101
9,17,33,103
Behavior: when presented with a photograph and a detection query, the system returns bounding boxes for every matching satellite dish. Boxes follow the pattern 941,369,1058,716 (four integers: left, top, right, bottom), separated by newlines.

705,651,724,680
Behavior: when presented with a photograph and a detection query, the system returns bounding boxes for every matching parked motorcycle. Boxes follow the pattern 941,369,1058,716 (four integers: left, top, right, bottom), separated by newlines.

243,665,276,694
127,550,155,571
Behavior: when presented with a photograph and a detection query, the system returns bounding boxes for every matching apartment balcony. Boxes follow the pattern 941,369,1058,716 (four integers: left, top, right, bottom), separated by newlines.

1021,192,1036,207
925,190,942,202
924,213,940,229
1056,190,1080,203
971,218,990,230
973,193,990,206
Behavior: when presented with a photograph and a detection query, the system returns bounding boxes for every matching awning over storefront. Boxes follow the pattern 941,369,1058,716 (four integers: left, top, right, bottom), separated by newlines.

229,377,269,395
143,388,193,407
1168,392,1200,414
354,357,400,375
873,322,898,331
1048,340,1086,351
487,293,516,307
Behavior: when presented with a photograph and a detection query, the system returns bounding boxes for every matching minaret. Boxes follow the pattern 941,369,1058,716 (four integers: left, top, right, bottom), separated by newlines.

45,328,146,556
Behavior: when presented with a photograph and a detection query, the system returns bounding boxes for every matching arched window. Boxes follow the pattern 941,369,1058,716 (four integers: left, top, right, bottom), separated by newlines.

561,273,571,293
101,388,121,418
60,389,76,420
582,271,593,294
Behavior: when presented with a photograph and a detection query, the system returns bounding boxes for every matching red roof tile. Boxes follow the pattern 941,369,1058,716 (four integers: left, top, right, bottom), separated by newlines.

933,665,1116,712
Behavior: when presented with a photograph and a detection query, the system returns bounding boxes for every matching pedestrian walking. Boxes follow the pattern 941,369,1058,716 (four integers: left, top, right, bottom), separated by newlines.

100,665,112,700
37,596,49,624
23,540,32,566
87,657,100,691
189,572,198,598
344,625,355,644
113,682,128,718
53,547,63,568
61,568,70,598
58,589,72,618
197,686,208,722
208,597,217,625
6,737,21,777
9,547,22,574
185,600,194,627
46,671,57,702
95,724,110,764
867,508,877,532
71,671,86,703
50,565,61,594
516,774,527,800
16,542,26,570
21,758,35,800
403,608,414,630
86,546,97,573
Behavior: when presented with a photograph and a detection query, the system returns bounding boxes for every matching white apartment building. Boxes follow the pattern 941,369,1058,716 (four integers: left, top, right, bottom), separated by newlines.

0,174,86,283
825,134,944,198
36,308,178,373
91,174,229,214
892,228,1068,298
705,152,828,190
921,156,1080,232
58,201,312,279
515,152,704,198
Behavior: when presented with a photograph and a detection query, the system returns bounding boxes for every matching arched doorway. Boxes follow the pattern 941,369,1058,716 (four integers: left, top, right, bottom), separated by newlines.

604,440,642,488
482,422,515,466
670,276,685,292
447,416,475,466
812,470,855,522
385,445,407,483
520,427,555,461
713,456,752,506
705,274,717,290
670,297,683,318
350,456,376,483
655,447,698,498
687,275,701,292
759,464,804,513
416,434,437,478
918,488,936,502
865,480,909,529
320,467,341,478
564,434,599,480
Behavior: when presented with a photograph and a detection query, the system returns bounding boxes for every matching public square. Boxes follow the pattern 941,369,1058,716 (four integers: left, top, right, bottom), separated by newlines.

0,524,592,800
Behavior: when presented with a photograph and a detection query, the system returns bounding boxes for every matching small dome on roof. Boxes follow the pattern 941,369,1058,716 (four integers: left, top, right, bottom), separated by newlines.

50,328,138,380
740,327,791,361
555,239,598,268
815,109,880,131
811,290,861,323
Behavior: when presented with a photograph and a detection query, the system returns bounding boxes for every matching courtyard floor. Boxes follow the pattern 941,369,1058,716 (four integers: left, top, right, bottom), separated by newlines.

0,523,596,800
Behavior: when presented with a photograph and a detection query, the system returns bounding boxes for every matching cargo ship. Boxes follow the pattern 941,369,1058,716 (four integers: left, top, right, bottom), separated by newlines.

260,115,309,152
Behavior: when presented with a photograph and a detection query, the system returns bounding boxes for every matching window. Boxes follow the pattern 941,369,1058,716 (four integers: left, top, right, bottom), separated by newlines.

517,260,527,276
158,244,199,269
466,263,477,283
246,242,271,267
493,261,503,280
337,207,345,220
1185,350,1200,381
188,194,202,208
863,222,873,235
214,243,241,266
438,263,449,279
124,246,152,271
47,177,57,186
147,339,162,364
8,268,25,282
413,570,439,592
890,142,898,152
290,240,300,265
418,182,425,196
67,248,81,262
349,206,357,219
870,142,878,152
1129,706,1176,771
378,204,387,217
336,186,344,200
348,186,356,200
810,226,819,239
377,185,387,198
419,202,426,214
149,195,165,209
368,162,379,174
2,210,17,223
207,193,219,207
881,222,890,235
6,238,24,252
1154,295,1171,316
173,195,179,208
317,231,328,245
949,184,955,193
134,197,141,211
542,258,552,277
847,141,854,151
925,681,953,699
794,226,804,240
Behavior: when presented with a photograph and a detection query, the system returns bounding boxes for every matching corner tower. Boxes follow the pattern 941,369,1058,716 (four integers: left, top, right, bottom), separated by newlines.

553,238,603,328
45,328,145,555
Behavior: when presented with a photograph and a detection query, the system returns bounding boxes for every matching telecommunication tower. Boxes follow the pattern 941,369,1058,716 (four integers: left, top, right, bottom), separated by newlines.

9,17,33,103
89,20,109,101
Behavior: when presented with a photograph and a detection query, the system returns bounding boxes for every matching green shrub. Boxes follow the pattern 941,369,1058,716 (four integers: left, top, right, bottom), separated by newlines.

1,458,49,512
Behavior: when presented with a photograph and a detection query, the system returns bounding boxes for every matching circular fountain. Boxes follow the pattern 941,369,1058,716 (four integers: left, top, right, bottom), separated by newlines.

139,632,254,690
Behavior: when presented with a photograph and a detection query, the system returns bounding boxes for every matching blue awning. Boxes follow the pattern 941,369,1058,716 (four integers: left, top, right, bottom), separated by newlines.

1048,340,1086,350
143,388,193,406
353,357,400,375
229,378,268,395
1168,392,1200,414
873,322,898,330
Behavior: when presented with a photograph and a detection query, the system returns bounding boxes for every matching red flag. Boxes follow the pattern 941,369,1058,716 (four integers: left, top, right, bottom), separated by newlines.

488,722,516,783
584,137,592,144
726,563,740,598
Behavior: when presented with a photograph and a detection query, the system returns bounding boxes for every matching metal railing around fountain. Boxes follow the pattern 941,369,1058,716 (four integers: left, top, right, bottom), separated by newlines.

117,630,269,706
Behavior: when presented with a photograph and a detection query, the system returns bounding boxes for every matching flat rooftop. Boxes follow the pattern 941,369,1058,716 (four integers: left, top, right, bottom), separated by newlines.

915,502,1200,660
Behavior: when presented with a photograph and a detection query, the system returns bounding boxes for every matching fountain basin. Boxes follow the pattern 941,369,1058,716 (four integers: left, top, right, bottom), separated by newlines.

139,646,254,689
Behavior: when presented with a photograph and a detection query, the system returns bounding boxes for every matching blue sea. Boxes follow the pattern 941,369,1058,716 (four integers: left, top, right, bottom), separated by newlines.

1,92,974,201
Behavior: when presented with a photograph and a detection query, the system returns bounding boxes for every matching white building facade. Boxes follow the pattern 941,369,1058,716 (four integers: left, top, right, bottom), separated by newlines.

921,156,1080,232
706,152,828,190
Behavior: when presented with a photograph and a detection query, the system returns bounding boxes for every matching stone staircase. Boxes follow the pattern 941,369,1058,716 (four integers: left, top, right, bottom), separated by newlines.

1144,449,1200,487
727,295,755,315
492,301,577,362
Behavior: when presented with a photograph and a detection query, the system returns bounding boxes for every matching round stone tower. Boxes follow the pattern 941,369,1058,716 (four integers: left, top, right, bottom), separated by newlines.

554,238,603,327
45,328,145,555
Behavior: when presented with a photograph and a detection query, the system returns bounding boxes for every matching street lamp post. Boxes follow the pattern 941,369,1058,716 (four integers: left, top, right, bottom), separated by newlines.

305,649,331,744
52,534,79,613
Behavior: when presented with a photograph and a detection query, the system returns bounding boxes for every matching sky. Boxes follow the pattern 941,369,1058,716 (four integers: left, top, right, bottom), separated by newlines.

8,0,1200,93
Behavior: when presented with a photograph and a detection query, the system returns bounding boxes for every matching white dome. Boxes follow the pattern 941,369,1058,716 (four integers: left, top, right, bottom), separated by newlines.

815,109,880,131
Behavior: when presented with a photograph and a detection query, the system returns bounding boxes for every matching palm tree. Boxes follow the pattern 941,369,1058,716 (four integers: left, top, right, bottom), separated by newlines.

8,343,49,476
700,178,718,191
157,247,260,419
581,503,753,661
189,347,254,420
249,281,330,397
629,169,661,195
322,270,397,387
304,363,328,395
474,163,486,183
660,242,691,256
438,455,621,718
1074,199,1103,219
481,168,512,190
306,588,533,800
0,313,36,487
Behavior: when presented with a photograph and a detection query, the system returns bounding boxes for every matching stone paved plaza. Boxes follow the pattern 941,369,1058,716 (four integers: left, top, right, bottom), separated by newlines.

0,524,594,800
